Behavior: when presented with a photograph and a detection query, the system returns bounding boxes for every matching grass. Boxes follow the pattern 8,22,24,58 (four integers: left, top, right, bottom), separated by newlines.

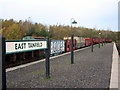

40,76,54,81
96,44,104,47
28,69,44,75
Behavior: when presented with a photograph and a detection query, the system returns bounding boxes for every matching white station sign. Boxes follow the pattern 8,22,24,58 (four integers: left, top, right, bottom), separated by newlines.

6,40,47,54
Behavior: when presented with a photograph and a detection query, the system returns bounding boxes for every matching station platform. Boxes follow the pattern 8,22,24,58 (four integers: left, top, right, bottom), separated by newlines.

6,43,119,89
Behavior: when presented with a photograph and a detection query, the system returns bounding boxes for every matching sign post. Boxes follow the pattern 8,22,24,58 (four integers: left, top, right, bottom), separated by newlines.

0,36,6,90
45,38,50,78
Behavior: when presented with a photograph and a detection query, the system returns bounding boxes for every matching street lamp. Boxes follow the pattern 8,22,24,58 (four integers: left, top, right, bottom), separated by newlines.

70,18,77,64
71,18,77,24
71,18,77,33
99,33,101,35
71,18,77,29
91,29,93,52
99,32,101,48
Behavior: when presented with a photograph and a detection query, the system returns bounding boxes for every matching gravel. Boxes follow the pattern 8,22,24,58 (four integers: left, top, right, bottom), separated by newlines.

6,44,113,88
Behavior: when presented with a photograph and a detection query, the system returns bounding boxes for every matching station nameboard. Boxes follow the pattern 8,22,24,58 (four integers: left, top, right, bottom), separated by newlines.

6,40,48,54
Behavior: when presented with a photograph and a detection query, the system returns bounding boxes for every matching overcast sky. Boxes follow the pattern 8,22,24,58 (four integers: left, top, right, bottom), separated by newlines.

0,0,119,31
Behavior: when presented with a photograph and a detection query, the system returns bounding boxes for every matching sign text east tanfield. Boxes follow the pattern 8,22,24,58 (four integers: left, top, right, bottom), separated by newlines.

6,40,47,54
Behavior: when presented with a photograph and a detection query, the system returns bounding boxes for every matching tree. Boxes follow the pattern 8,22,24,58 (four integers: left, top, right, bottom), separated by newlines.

36,28,49,37
21,20,31,36
27,26,35,36
5,24,22,40
1,19,118,41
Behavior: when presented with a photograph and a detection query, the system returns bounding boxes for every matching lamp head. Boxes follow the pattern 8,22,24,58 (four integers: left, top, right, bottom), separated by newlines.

72,20,77,24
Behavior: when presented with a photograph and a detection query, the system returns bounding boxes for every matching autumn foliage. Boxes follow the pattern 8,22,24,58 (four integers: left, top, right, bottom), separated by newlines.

0,19,118,41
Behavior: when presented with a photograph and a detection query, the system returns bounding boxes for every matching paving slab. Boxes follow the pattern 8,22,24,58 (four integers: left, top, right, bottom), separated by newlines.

110,43,119,90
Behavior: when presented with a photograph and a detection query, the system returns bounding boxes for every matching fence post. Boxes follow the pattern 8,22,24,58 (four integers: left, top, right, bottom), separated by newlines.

71,34,74,64
45,38,50,78
0,36,6,90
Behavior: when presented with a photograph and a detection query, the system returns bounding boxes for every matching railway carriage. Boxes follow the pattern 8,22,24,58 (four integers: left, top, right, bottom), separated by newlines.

64,39,77,52
93,38,99,44
106,39,112,43
50,40,65,56
5,36,112,67
64,36,85,49
85,38,92,46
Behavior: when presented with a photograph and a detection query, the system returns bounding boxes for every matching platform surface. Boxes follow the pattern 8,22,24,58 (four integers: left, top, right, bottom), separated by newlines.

6,44,115,88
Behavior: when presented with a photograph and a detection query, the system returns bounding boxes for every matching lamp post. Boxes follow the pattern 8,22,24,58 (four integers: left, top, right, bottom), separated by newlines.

91,29,93,52
70,18,77,64
101,33,103,46
99,32,101,48
105,31,107,45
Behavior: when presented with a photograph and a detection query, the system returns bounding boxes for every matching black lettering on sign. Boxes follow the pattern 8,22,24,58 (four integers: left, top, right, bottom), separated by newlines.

15,43,18,50
39,42,42,47
28,42,42,48
15,43,26,50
